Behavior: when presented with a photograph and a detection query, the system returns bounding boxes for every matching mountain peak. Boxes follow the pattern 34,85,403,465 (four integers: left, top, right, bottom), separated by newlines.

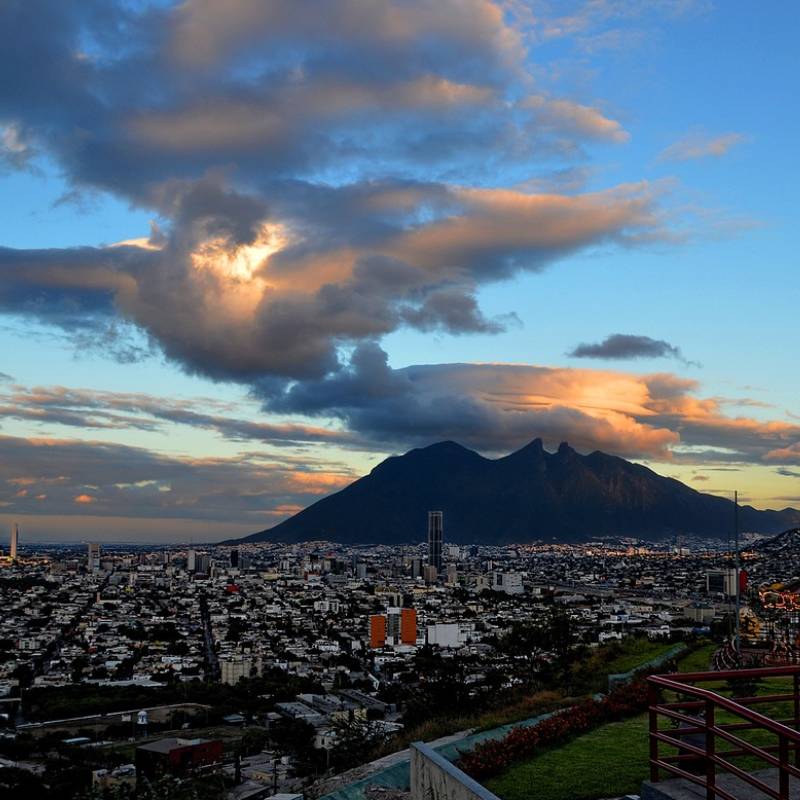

507,437,545,457
227,438,800,546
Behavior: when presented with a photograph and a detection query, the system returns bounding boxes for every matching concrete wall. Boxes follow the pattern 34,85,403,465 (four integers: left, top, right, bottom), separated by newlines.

410,742,501,800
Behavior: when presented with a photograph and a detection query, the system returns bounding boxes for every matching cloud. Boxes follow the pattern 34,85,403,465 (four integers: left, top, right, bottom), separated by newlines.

0,433,355,523
0,0,654,390
0,179,664,385
1,0,791,526
766,443,800,465
264,345,800,465
568,333,698,365
0,383,362,448
522,96,629,143
659,131,747,162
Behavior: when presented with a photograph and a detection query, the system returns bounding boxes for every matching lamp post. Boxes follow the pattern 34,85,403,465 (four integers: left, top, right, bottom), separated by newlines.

734,490,741,656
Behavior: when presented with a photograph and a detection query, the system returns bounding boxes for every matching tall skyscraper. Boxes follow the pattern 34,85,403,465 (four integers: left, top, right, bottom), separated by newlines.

427,510,443,571
9,524,18,560
87,542,101,571
230,549,239,569
187,549,197,573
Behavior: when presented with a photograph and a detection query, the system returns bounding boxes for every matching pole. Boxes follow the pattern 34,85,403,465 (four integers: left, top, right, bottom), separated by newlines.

735,490,741,656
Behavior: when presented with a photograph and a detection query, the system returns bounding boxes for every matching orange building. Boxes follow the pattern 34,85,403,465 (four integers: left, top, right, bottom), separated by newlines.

400,608,417,645
369,614,386,648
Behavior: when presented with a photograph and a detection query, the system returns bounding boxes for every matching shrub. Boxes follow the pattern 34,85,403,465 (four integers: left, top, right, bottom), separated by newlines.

457,681,650,781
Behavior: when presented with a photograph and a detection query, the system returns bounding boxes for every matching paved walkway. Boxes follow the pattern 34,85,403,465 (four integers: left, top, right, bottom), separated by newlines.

642,768,800,800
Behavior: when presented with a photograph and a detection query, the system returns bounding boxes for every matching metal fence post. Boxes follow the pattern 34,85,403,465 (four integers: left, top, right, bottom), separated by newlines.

705,699,716,800
779,735,789,800
794,672,800,768
649,681,659,782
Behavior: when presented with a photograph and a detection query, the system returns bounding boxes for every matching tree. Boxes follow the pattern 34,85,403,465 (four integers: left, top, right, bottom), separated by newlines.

329,717,384,771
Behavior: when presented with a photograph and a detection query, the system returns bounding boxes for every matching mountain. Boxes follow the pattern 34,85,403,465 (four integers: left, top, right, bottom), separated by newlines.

225,439,800,545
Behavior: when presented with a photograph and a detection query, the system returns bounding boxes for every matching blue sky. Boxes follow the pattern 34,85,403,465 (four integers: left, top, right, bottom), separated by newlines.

0,1,797,541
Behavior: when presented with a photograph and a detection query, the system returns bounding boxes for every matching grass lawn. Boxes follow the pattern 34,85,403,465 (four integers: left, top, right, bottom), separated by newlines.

485,713,651,800
675,642,716,673
603,638,684,676
486,642,720,800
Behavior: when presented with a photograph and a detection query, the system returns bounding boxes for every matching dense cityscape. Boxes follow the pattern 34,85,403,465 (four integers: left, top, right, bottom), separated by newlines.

3,515,793,799
2,2,798,799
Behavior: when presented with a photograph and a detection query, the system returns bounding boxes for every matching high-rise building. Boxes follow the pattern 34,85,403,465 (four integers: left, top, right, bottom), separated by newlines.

9,524,18,560
229,549,239,569
386,608,401,643
410,557,423,579
427,510,443,571
369,615,386,648
87,542,101,571
446,563,458,586
400,608,417,645
187,550,196,573
423,564,439,585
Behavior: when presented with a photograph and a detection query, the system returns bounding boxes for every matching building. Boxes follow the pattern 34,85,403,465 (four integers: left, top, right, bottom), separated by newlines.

706,569,738,597
426,623,460,648
492,571,524,595
446,564,458,586
400,608,417,645
423,565,439,585
369,615,386,648
135,737,223,782
386,608,401,644
187,549,196,573
427,511,443,571
410,557,423,579
195,554,210,576
221,656,252,685
9,524,18,561
230,549,239,569
87,542,101,571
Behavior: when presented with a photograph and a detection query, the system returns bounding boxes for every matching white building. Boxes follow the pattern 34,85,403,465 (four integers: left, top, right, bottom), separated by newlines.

491,571,524,595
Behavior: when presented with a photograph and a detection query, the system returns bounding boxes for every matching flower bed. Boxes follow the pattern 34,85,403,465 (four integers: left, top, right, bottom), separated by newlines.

457,681,650,781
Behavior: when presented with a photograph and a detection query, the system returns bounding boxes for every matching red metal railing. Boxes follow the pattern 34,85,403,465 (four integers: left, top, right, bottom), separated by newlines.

648,666,800,800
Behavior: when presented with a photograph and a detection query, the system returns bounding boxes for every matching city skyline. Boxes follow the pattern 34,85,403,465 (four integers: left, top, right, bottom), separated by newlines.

1,1,799,542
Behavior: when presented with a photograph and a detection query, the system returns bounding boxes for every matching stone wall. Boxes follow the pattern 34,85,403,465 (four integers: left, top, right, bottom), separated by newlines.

409,742,500,800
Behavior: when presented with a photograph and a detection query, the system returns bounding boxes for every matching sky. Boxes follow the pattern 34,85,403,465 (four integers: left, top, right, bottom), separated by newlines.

0,0,798,543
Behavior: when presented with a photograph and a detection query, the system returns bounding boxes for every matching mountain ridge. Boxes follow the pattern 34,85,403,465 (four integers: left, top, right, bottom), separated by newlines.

224,438,800,545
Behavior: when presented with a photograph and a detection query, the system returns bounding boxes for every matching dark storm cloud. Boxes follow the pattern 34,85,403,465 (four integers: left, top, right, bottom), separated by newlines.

568,333,697,365
264,345,800,464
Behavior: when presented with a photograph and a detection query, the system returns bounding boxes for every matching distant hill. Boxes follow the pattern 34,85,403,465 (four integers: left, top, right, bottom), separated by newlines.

224,439,800,545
